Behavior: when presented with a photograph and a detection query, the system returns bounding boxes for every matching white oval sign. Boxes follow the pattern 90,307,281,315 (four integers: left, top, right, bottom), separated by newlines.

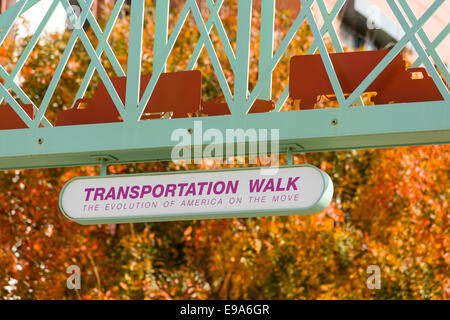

59,165,333,225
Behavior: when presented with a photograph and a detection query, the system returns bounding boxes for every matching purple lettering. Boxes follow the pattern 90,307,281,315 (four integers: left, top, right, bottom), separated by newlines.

165,184,177,197
104,187,116,200
93,188,106,201
287,177,300,191
117,186,130,199
263,179,275,192
140,185,152,198
275,178,285,191
226,180,239,194
85,188,95,201
177,183,188,196
130,185,140,199
198,182,208,195
213,181,225,194
206,181,214,195
249,179,266,193
152,184,164,198
185,183,196,196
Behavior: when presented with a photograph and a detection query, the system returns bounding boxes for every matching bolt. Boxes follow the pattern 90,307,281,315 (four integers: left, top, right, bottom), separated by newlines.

331,119,338,126
187,128,193,135
38,138,44,145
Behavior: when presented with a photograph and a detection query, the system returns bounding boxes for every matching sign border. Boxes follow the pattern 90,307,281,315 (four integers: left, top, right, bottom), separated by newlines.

59,165,334,225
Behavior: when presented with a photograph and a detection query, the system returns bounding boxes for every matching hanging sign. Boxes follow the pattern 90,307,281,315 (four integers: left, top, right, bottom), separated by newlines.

59,165,333,225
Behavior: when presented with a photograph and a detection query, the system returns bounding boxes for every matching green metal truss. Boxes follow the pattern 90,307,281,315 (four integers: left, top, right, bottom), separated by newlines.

0,0,448,170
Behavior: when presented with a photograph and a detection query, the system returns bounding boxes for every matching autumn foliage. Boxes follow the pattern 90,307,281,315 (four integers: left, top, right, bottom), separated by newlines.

0,2,448,299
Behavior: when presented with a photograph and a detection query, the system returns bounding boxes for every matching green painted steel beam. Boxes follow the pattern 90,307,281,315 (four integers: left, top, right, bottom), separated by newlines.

71,0,126,108
0,100,448,170
125,0,145,122
234,0,252,113
154,0,169,73
344,0,446,107
0,0,449,172
0,0,40,29
302,0,347,108
258,0,275,100
275,0,349,111
390,0,449,99
187,0,235,72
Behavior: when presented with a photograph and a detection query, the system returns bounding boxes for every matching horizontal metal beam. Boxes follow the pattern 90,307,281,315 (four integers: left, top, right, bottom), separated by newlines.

0,100,449,170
